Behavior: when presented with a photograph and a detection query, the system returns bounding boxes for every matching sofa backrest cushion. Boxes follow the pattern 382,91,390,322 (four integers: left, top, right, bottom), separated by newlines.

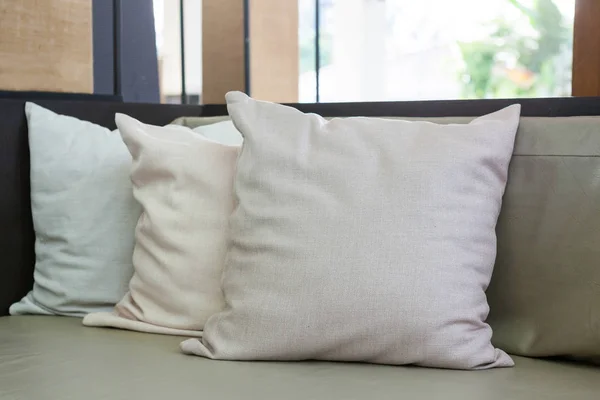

487,117,600,359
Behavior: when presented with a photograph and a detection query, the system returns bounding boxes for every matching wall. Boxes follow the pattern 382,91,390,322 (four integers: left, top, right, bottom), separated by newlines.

201,0,299,104
202,0,246,104
572,0,600,96
249,0,299,102
0,0,93,93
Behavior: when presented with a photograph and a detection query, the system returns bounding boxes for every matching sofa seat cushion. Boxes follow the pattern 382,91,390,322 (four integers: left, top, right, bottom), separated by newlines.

1,317,599,400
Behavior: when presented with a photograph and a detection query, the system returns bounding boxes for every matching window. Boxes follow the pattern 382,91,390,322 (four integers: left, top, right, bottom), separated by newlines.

299,0,575,102
153,0,591,104
154,0,203,104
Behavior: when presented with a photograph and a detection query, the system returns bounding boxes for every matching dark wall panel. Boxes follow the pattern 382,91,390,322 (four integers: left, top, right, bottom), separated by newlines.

92,0,160,102
117,0,160,103
92,0,115,95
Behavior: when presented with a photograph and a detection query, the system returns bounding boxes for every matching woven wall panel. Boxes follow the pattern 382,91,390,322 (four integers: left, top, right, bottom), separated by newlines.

0,0,93,93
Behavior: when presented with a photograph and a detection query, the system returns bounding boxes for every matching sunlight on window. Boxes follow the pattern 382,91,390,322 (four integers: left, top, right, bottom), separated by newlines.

299,0,575,102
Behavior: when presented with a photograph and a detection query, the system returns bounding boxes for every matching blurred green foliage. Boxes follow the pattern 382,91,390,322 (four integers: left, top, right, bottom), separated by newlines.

459,0,573,98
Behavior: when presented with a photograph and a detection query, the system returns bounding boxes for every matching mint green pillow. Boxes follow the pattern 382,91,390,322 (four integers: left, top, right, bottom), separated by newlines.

10,103,141,317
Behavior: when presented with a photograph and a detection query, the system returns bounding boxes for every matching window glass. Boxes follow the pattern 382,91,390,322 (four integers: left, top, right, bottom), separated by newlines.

299,0,575,102
154,0,202,104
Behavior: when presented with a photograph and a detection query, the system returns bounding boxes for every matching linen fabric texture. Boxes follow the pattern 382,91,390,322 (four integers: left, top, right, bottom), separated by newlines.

10,103,141,317
83,114,239,336
181,92,520,369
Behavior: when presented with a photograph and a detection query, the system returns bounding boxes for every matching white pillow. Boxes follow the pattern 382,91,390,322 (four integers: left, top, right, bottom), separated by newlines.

166,120,243,146
10,103,141,316
181,92,520,370
194,120,243,146
83,114,239,336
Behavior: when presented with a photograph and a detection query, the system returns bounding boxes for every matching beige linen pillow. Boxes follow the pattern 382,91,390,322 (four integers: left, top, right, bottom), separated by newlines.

83,114,239,336
181,92,521,369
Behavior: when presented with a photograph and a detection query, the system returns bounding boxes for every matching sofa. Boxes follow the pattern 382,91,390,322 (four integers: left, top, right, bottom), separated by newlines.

1,93,599,399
